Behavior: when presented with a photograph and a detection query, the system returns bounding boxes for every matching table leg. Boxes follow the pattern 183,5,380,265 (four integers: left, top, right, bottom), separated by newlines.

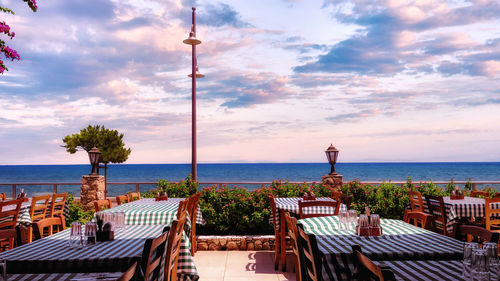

280,209,286,272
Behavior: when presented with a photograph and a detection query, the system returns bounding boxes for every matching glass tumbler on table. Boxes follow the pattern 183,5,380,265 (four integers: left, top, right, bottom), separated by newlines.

338,211,348,230
471,248,490,281
483,242,499,281
84,222,96,245
0,258,6,281
348,210,357,230
69,222,82,247
463,242,479,279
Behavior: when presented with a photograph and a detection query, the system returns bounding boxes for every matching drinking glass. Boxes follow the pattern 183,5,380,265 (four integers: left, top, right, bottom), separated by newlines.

463,242,479,279
69,222,82,247
471,248,489,281
84,222,96,245
370,214,380,227
118,212,126,229
348,210,357,229
483,242,499,281
0,259,6,281
338,211,348,230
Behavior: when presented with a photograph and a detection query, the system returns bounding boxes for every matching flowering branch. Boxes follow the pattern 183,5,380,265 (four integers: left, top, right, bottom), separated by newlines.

0,0,37,74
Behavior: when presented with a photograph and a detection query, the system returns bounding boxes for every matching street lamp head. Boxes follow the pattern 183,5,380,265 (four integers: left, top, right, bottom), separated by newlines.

183,31,201,45
88,147,101,175
325,144,339,174
188,66,205,78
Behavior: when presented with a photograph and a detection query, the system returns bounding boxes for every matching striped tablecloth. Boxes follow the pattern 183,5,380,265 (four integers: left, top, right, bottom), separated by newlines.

0,225,199,281
103,198,203,225
299,216,464,281
6,272,123,281
374,260,466,281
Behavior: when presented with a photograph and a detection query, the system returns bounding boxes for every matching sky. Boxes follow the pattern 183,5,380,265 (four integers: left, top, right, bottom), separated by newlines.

0,0,499,165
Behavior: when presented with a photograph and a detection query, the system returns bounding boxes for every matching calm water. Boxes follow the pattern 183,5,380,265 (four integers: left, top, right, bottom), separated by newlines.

0,162,499,196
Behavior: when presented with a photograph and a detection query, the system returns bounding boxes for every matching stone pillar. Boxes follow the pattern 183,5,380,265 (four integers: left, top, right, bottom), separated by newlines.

321,174,343,193
81,175,106,211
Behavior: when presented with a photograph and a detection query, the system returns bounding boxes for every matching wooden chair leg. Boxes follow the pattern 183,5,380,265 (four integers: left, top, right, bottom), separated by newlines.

274,234,280,270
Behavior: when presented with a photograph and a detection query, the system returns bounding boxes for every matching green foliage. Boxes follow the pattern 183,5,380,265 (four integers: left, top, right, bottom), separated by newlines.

404,176,414,190
415,180,445,196
142,176,199,198
445,178,456,194
465,178,473,191
62,125,131,165
0,7,15,14
66,194,95,226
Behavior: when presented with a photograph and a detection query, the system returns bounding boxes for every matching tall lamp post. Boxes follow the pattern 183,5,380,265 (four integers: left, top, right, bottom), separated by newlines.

325,144,339,175
88,147,101,175
183,7,204,182
322,144,343,191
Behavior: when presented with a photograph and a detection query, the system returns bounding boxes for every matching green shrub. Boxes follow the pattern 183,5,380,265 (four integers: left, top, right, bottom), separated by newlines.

142,176,198,198
66,194,95,226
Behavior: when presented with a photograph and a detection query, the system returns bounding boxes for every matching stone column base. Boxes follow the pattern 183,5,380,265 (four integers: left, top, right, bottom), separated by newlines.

81,175,105,211
321,174,343,192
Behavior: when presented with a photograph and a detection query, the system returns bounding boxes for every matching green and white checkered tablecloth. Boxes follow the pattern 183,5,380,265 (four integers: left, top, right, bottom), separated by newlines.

0,199,69,227
299,216,464,281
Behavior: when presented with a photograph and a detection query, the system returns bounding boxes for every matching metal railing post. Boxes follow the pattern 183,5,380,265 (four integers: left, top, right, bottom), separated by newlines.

136,184,140,193
53,184,58,194
12,184,16,199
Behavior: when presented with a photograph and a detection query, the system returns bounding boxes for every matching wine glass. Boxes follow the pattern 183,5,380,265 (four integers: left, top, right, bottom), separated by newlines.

471,248,489,281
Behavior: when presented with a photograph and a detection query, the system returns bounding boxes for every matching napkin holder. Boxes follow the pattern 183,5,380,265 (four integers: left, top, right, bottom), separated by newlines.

155,196,169,201
356,225,382,236
450,194,464,200
97,230,114,241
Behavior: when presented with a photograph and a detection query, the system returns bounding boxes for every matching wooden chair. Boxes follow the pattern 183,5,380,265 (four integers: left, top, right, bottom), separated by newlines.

164,211,188,281
32,216,66,240
298,200,340,218
0,199,22,251
408,190,424,212
128,192,141,202
456,224,499,244
0,193,6,200
285,212,302,281
341,195,353,210
187,192,201,256
176,199,188,219
49,192,67,231
116,195,129,205
141,231,168,281
297,225,321,281
485,197,500,232
118,261,137,281
269,195,281,270
424,195,450,236
28,195,51,242
471,190,489,198
352,245,396,281
94,199,112,211
404,211,432,230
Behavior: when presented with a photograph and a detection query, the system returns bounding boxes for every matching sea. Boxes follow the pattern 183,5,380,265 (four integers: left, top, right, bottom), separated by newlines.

0,162,499,196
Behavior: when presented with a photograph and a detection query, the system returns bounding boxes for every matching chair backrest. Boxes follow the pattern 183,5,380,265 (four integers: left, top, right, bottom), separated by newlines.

187,192,201,256
0,193,6,200
424,195,447,235
285,212,302,281
94,199,112,212
471,190,489,198
298,200,340,218
176,199,188,219
352,245,396,281
30,195,51,222
297,225,320,281
116,195,129,205
164,211,188,281
404,211,432,230
32,216,66,240
128,192,141,202
269,195,278,231
408,190,424,212
141,231,168,281
0,199,22,229
456,224,499,244
118,261,137,281
341,195,353,210
0,229,18,251
485,197,500,231
49,192,67,218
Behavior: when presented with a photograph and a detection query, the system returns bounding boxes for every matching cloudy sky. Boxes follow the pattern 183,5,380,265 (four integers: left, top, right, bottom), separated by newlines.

1,0,499,165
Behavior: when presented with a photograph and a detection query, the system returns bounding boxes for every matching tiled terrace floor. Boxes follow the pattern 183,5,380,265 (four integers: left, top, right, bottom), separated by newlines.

193,251,297,281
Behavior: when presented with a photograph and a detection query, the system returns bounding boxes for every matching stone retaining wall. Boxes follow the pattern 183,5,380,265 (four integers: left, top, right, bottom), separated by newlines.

196,235,275,251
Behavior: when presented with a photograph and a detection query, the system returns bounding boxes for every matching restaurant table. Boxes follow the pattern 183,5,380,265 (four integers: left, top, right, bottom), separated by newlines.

0,224,199,281
421,196,500,232
274,197,346,271
373,260,470,281
102,198,203,225
6,272,123,281
298,216,464,281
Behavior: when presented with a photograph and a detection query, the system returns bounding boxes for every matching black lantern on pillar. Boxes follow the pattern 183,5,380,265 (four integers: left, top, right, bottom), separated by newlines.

88,147,101,175
325,144,339,175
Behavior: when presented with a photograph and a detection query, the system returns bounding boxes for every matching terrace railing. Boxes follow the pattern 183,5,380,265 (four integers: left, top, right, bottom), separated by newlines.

1,180,499,198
